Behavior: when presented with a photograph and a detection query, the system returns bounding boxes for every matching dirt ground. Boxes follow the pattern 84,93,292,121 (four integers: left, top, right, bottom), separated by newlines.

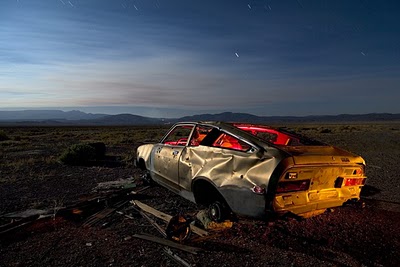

0,123,399,267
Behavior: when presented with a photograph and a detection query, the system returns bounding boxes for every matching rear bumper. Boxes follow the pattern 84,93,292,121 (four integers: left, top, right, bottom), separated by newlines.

273,186,363,215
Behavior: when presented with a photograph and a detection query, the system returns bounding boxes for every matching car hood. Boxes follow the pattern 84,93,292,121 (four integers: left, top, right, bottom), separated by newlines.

277,145,365,165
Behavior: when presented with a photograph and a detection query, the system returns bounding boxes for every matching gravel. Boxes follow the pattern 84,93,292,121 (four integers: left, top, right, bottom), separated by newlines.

1,124,399,267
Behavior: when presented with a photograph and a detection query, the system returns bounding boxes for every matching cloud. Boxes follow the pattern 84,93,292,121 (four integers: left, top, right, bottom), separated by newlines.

1,0,399,115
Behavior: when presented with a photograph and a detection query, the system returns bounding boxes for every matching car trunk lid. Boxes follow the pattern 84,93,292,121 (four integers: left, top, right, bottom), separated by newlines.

277,145,365,165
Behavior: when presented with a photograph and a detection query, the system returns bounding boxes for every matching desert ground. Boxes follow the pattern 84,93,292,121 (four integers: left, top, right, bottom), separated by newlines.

0,122,399,267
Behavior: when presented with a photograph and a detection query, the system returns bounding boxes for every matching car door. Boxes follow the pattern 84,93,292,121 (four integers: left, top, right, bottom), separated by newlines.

152,124,194,192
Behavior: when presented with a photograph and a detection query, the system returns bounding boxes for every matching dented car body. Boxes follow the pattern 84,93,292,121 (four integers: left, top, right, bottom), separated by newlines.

135,122,367,220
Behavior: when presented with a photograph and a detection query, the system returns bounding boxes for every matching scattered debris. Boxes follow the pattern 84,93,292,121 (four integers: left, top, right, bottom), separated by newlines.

0,215,40,235
166,214,192,242
163,247,192,267
132,200,172,221
131,185,151,195
0,210,54,236
93,177,136,192
196,210,233,230
132,203,167,238
58,187,141,222
132,233,203,254
116,210,136,220
131,200,208,237
81,200,128,228
2,209,51,218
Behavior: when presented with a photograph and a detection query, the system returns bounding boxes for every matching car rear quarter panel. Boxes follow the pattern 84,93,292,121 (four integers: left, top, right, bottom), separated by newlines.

179,145,285,217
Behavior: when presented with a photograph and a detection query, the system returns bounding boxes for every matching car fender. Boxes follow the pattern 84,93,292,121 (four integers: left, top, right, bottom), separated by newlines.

136,144,156,171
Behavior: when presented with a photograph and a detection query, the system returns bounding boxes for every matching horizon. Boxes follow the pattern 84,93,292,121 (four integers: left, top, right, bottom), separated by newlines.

0,107,398,120
1,1,400,116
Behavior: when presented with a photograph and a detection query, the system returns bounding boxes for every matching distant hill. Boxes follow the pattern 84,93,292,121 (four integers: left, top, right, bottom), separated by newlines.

174,112,264,123
0,110,105,121
89,114,162,125
0,110,399,125
173,112,400,123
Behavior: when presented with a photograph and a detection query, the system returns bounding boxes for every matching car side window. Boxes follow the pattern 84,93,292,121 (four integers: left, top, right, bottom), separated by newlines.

189,125,212,146
212,133,251,152
163,125,194,146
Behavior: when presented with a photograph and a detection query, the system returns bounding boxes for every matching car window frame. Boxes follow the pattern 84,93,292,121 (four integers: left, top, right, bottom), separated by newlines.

160,123,196,146
196,124,258,153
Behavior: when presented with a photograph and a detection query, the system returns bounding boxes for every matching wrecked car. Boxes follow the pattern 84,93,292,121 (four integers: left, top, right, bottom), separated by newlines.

135,122,367,221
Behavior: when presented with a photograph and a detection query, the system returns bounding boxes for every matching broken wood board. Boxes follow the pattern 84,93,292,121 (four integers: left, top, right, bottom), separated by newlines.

82,200,128,227
163,247,192,267
131,205,167,237
131,200,208,237
132,233,203,254
132,200,172,221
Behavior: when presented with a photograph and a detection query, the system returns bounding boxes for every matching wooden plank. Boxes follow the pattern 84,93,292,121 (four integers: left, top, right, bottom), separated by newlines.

132,233,203,255
131,200,172,221
131,204,167,237
131,200,208,237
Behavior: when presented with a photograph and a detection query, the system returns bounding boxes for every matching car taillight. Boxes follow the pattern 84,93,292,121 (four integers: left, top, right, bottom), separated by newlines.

344,178,366,186
276,179,310,193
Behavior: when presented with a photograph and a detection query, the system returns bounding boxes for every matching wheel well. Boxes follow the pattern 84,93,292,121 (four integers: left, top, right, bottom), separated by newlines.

137,158,147,170
192,179,225,207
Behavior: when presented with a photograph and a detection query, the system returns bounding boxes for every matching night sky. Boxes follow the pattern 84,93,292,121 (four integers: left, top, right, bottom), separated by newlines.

1,0,399,118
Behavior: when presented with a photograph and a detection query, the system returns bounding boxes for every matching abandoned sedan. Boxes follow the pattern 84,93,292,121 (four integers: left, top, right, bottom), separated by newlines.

135,122,367,221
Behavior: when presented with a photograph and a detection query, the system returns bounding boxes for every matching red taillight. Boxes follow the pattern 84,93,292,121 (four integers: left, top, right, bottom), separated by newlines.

276,179,310,193
344,178,366,186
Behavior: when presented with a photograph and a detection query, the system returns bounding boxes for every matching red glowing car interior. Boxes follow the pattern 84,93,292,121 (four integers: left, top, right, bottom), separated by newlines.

234,124,296,146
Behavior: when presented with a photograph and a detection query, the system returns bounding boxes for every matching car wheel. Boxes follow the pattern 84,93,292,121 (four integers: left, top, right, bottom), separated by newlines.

141,171,154,186
208,201,227,222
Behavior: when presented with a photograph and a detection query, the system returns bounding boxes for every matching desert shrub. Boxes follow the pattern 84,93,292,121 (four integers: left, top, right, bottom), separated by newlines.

59,143,96,165
88,142,106,160
320,128,332,133
0,130,10,141
121,153,135,167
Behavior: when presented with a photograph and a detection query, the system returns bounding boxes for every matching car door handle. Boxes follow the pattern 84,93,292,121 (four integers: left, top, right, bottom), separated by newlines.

172,151,179,156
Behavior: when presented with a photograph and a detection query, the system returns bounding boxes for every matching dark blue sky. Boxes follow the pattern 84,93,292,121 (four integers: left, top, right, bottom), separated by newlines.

1,0,399,117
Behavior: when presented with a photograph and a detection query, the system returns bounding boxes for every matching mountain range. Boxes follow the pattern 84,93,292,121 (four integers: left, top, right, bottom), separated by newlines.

0,110,399,125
